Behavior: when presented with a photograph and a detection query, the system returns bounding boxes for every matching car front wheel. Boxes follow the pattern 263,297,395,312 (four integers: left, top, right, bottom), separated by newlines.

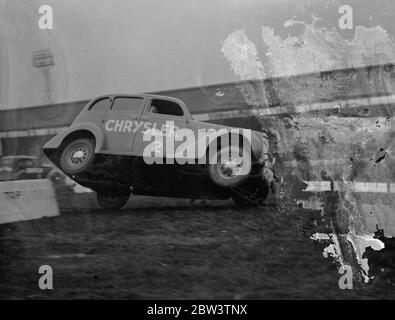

59,137,95,175
208,145,252,188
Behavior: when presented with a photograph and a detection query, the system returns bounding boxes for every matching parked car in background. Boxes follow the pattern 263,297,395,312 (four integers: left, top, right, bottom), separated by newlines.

0,155,50,181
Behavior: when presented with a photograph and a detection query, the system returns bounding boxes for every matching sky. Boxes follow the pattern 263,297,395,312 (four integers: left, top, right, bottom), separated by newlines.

0,0,394,109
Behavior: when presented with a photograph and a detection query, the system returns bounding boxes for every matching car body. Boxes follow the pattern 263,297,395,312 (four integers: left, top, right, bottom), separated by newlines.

43,94,275,209
0,155,49,181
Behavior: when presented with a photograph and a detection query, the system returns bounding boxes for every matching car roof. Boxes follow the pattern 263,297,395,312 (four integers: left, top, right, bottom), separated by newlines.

86,94,189,116
94,93,185,103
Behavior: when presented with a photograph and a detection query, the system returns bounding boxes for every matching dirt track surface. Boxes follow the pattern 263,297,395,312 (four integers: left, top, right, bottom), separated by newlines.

0,193,394,300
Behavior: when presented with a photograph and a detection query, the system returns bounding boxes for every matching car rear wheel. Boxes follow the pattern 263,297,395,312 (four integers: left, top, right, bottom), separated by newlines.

208,145,252,188
59,137,95,175
97,191,130,210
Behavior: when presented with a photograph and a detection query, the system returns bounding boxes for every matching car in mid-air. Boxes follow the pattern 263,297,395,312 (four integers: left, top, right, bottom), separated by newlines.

43,94,275,209
0,155,50,181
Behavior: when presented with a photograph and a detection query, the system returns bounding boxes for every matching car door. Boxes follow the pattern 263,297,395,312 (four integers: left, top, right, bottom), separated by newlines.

133,98,189,163
76,97,111,129
102,96,146,154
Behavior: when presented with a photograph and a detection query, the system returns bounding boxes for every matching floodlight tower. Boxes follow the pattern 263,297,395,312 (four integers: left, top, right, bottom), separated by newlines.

32,49,54,105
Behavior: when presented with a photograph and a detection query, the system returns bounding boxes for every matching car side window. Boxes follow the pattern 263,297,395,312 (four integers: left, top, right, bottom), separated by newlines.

112,97,144,116
89,98,110,112
149,99,184,116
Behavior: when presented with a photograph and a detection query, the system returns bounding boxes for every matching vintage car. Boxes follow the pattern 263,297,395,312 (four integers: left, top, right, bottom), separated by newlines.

43,94,275,209
0,155,49,181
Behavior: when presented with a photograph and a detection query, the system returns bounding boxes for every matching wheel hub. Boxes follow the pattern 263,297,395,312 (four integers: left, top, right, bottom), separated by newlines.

218,155,243,179
67,145,89,166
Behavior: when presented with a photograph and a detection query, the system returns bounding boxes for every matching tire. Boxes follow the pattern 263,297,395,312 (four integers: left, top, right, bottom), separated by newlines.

208,145,252,188
97,191,130,210
59,137,95,175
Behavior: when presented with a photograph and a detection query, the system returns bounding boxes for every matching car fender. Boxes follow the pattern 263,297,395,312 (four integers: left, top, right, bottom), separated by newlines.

43,123,104,153
250,132,267,160
189,129,265,161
